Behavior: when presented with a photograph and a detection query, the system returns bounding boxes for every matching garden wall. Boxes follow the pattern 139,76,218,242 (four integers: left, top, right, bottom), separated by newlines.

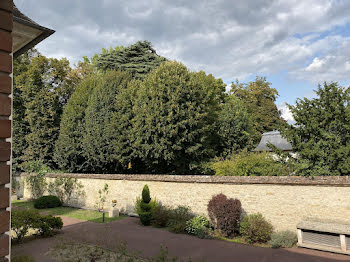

20,173,350,232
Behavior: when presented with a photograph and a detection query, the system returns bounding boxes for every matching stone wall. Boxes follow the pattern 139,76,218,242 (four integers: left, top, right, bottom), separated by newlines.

21,173,350,232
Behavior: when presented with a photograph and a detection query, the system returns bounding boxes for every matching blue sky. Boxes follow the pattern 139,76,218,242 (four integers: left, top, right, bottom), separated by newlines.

15,0,350,122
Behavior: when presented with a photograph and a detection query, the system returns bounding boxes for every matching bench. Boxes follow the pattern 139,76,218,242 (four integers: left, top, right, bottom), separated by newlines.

297,220,350,255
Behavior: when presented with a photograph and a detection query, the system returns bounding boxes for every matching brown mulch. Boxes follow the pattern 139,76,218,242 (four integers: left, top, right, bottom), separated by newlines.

12,216,350,262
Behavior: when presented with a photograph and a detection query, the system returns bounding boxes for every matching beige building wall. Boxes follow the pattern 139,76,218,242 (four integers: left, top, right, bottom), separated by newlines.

20,173,350,232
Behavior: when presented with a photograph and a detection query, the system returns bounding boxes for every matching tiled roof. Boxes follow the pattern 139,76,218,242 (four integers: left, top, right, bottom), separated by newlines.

254,130,293,151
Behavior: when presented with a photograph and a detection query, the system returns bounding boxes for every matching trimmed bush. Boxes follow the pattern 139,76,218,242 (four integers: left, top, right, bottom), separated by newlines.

11,210,40,242
137,185,155,226
185,215,212,239
270,230,298,248
167,206,195,233
142,184,151,203
207,193,241,238
240,213,273,243
34,215,63,236
34,195,62,209
151,205,170,227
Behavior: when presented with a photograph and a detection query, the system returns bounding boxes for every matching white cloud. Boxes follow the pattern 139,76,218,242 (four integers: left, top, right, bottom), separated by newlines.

278,103,295,125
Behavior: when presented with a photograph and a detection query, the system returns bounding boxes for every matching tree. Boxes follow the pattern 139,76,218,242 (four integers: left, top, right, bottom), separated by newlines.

94,41,166,79
16,54,71,168
131,61,224,174
217,94,254,157
282,82,350,176
82,70,132,173
231,77,285,144
54,76,99,172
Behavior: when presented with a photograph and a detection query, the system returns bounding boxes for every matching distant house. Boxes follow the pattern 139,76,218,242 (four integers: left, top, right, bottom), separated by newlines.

254,130,292,152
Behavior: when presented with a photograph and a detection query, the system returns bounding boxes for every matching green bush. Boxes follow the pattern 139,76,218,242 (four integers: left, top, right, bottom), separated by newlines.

185,215,212,238
270,230,298,248
12,256,35,262
33,215,63,236
212,151,288,176
11,209,63,242
34,195,62,209
11,210,40,242
142,185,151,203
151,205,170,227
240,213,273,243
167,206,195,233
136,185,157,226
23,160,49,199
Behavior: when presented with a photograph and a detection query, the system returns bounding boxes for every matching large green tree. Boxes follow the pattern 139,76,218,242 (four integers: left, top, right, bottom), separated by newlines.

282,82,350,176
94,41,166,79
217,94,254,157
54,76,99,172
131,61,225,174
14,53,71,168
82,71,132,173
230,77,285,144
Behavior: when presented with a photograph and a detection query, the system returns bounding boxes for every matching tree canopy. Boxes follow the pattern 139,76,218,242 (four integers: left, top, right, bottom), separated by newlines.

282,82,350,176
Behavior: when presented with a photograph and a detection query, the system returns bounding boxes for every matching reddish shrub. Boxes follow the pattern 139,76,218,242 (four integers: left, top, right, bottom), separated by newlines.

207,193,242,238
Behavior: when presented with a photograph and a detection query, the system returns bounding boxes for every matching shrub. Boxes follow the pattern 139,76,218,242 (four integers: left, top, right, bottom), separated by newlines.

33,215,63,236
142,185,151,203
270,230,298,248
137,185,155,226
240,213,273,243
23,160,49,199
185,215,212,238
11,209,40,242
34,195,62,209
207,193,241,238
151,205,170,227
167,206,195,233
12,256,35,262
212,151,288,176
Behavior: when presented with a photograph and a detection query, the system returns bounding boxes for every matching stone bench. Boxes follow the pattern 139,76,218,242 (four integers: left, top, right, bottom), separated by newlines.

297,220,350,255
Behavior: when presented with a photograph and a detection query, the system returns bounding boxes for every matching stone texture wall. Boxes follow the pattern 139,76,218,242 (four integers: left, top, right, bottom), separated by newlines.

0,1,12,261
21,173,350,232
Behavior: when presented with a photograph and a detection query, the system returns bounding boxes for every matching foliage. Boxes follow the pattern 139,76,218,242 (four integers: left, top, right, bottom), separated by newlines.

151,205,171,227
54,76,99,172
150,245,179,262
12,256,35,262
82,70,132,173
270,230,298,248
137,185,154,225
95,183,109,212
231,77,285,144
185,215,212,239
47,177,84,205
34,195,62,209
142,184,151,203
135,197,159,215
167,206,195,233
132,61,225,174
23,161,49,199
32,215,63,236
11,209,40,242
95,41,167,80
240,213,273,243
217,94,254,157
212,151,289,176
207,193,241,238
282,82,350,176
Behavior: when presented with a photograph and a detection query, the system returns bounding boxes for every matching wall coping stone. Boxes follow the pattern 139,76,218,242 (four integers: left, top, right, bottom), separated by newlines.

19,173,350,187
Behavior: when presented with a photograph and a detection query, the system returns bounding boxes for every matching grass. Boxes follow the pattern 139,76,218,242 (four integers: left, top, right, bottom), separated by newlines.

12,200,126,223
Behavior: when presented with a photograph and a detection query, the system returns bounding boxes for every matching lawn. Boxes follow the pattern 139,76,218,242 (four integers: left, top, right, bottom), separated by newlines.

12,200,126,223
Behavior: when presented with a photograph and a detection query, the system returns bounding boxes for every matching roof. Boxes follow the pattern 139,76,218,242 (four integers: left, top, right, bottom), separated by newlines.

13,5,55,58
254,130,293,152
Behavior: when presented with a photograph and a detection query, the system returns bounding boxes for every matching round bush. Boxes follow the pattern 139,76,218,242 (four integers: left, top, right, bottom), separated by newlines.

270,230,297,248
34,195,62,209
151,205,170,227
139,211,152,226
185,215,212,238
240,213,273,243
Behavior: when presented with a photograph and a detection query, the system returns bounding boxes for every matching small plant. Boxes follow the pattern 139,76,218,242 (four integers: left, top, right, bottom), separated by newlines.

11,209,40,242
95,183,109,212
240,213,273,243
34,195,62,209
185,215,212,239
207,193,241,238
138,185,153,225
48,177,84,205
24,160,49,199
151,245,178,262
270,230,298,248
167,206,195,233
151,205,170,227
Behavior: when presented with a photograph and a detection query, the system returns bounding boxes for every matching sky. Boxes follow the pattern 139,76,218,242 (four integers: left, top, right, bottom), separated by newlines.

15,0,350,123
